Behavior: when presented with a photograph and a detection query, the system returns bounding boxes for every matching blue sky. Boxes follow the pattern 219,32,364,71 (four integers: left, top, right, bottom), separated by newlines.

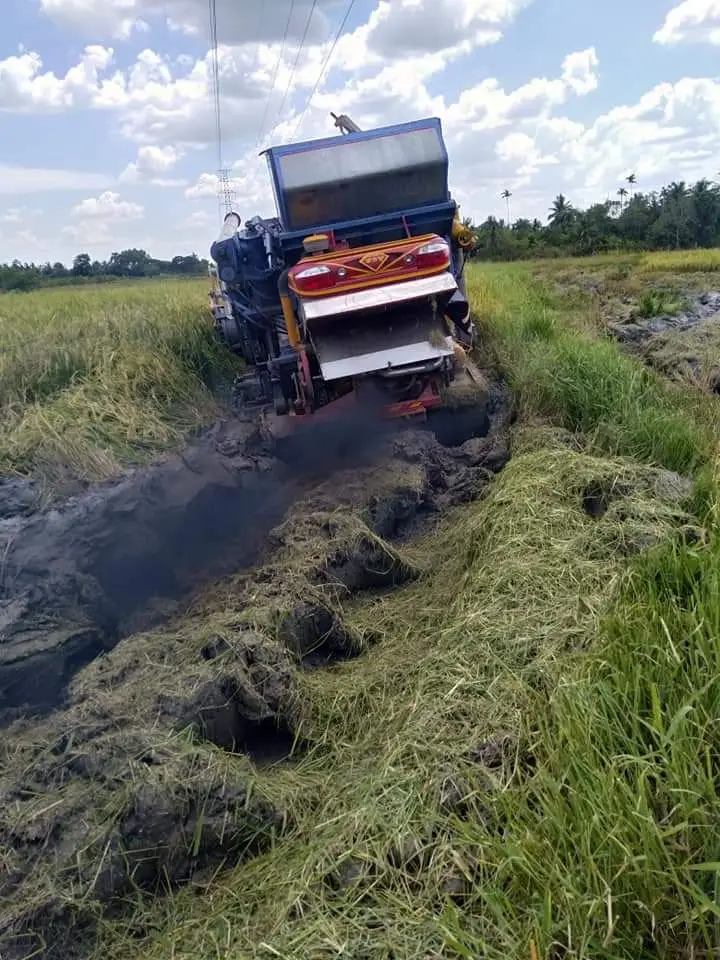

1,0,719,264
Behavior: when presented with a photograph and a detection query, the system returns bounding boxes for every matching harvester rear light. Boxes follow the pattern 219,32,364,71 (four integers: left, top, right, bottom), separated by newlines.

293,264,334,292
416,239,450,269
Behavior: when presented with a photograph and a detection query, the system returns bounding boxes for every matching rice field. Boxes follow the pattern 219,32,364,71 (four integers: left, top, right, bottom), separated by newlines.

0,278,237,486
1,251,720,959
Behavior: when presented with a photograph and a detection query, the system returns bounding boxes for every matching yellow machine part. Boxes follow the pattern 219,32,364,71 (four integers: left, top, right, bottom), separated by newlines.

280,293,301,349
451,210,475,250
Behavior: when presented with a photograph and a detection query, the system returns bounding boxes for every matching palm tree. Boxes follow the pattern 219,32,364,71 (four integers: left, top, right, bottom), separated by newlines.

548,194,573,227
617,186,628,211
661,181,689,249
501,189,512,224
626,172,637,201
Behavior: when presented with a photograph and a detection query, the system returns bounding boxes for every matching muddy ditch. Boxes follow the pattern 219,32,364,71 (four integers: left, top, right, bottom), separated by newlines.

0,378,512,960
607,289,720,391
0,382,506,723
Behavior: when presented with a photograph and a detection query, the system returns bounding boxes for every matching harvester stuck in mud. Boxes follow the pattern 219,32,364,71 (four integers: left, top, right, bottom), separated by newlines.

0,111,502,959
208,111,484,435
0,110,490,723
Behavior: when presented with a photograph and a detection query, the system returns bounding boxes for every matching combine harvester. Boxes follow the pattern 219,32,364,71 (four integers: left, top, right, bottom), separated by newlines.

209,112,483,435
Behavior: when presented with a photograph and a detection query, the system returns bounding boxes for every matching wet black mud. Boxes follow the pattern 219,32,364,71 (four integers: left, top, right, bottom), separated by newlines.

608,290,720,390
0,378,509,723
609,290,720,344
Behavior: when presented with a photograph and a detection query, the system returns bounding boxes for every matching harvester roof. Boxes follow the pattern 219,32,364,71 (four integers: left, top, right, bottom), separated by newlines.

263,117,451,235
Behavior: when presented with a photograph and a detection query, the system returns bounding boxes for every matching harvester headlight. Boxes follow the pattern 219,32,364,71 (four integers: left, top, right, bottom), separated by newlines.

292,263,335,293
295,265,331,279
337,267,347,278
416,239,450,269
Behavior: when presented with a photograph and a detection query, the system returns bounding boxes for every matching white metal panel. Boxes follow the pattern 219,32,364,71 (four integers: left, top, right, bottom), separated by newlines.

317,341,452,380
300,273,457,321
311,310,454,381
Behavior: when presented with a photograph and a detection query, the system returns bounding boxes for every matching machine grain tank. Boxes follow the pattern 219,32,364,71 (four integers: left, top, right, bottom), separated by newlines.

209,113,477,423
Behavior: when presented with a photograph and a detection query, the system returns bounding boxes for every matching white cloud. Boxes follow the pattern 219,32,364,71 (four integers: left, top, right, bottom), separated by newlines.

39,0,336,44
39,0,147,38
561,48,599,95
354,0,532,59
1,206,42,225
562,77,720,190
0,165,113,196
62,192,144,248
71,191,144,221
180,209,216,230
0,45,122,112
28,0,538,152
119,145,186,185
654,0,720,45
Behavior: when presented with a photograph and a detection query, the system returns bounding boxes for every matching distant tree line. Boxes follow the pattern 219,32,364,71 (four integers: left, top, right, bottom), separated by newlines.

4,176,720,290
0,249,209,292
466,177,720,260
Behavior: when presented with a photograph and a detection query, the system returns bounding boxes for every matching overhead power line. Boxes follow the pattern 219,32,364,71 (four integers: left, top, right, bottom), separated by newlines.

290,0,357,142
254,0,297,150
207,0,223,171
262,0,318,149
207,0,237,219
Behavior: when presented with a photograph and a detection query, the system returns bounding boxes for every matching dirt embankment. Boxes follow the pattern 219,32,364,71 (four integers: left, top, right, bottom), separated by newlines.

0,380,512,960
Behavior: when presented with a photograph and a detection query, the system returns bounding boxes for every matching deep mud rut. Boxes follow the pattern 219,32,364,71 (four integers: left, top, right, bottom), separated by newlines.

0,387,507,723
0,376,513,960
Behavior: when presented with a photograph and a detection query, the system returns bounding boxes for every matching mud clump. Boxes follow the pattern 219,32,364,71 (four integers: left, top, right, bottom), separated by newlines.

277,600,365,665
1,742,285,960
158,633,298,759
0,625,296,959
0,478,42,520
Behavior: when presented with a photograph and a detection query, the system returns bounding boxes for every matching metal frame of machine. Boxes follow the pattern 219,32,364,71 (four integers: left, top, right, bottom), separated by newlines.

209,114,476,422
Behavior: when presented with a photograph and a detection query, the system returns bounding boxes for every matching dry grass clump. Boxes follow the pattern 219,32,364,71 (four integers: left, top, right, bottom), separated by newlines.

636,318,720,393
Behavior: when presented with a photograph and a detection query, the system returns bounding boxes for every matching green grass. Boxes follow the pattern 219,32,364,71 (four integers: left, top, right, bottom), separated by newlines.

3,256,720,959
467,264,717,476
0,279,239,486
634,288,685,318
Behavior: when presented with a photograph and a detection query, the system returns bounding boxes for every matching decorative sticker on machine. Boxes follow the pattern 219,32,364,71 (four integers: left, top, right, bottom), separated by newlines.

288,233,452,298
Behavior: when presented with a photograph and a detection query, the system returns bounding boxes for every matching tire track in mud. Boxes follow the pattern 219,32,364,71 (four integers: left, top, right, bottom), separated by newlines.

0,379,512,960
